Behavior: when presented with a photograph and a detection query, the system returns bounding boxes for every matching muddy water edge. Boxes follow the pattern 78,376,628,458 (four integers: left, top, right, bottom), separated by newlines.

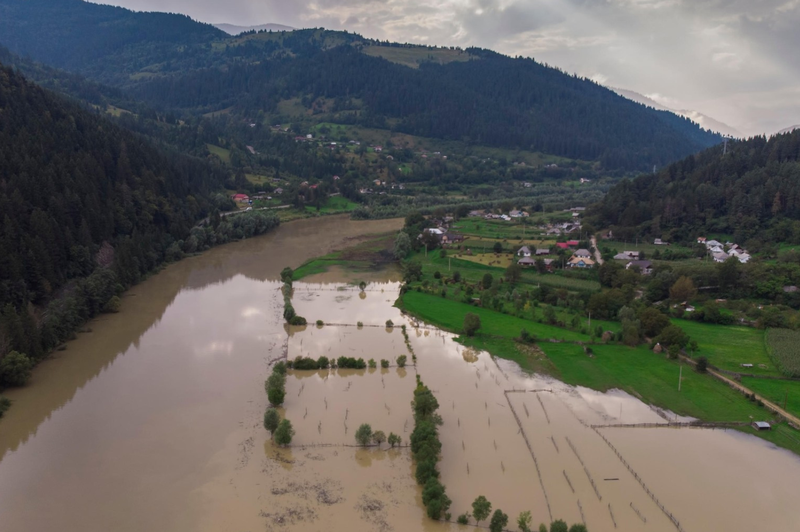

0,215,402,532
2,213,800,532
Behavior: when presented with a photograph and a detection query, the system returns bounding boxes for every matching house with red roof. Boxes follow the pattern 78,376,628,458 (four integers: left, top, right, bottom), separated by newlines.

231,193,250,203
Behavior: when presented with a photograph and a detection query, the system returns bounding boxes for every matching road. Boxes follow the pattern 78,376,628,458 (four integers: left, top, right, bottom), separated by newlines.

196,205,290,227
679,355,800,427
590,235,604,265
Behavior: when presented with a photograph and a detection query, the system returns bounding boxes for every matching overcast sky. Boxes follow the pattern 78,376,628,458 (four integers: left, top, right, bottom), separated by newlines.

102,0,800,136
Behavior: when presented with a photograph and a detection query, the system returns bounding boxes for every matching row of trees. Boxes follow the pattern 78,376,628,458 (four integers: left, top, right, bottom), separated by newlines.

354,423,402,448
410,378,451,519
456,495,588,532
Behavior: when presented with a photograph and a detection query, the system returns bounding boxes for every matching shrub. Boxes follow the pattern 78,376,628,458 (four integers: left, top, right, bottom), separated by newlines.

273,361,287,375
457,513,470,525
368,358,376,368
696,356,709,373
453,271,461,282
289,315,307,325
489,509,508,532
355,423,373,446
274,419,294,446
280,267,293,284
388,432,401,447
357,321,364,328
463,313,481,336
386,319,394,328
283,304,296,322
434,271,441,279
316,319,324,327
372,430,387,446
550,520,568,532
317,356,330,369
381,359,390,368
0,351,33,387
0,396,11,418
263,408,280,435
396,355,407,368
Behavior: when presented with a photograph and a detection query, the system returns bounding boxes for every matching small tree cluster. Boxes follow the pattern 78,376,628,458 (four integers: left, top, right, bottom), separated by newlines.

265,362,287,406
287,356,329,370
410,380,450,519
336,356,367,369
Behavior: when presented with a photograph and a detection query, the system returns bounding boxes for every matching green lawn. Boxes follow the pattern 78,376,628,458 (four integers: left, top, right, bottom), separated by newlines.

741,377,800,420
675,320,778,376
414,252,600,293
206,143,231,163
304,195,359,214
538,342,775,423
401,290,589,342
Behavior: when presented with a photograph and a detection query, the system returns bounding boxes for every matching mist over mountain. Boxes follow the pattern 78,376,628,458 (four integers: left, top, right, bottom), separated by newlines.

214,23,295,35
611,87,741,138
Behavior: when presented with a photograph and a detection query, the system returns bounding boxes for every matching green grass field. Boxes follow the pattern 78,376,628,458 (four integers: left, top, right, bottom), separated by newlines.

401,290,589,343
304,195,359,214
413,252,600,293
765,328,800,377
676,320,778,376
206,143,231,163
741,377,800,420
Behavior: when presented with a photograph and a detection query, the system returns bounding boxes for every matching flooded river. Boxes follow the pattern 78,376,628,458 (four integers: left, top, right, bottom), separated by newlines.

1,215,800,532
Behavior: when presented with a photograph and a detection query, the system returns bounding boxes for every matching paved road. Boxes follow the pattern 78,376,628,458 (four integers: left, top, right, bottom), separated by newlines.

590,236,604,265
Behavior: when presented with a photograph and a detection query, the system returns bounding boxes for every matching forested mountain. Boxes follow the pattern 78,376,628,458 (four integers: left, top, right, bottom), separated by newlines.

589,131,800,244
0,0,721,172
0,64,278,365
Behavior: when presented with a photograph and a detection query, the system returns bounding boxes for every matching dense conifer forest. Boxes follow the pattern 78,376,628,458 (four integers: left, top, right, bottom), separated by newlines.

0,0,720,172
0,64,278,378
590,131,800,244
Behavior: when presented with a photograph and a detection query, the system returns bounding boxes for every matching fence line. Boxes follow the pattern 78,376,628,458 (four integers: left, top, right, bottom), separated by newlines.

504,391,553,522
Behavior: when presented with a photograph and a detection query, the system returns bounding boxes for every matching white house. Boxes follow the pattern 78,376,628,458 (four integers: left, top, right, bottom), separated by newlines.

713,252,729,263
517,246,532,258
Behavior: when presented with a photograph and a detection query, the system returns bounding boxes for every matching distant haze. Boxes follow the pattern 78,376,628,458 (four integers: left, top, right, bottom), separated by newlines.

214,23,294,35
611,87,742,138
99,0,800,136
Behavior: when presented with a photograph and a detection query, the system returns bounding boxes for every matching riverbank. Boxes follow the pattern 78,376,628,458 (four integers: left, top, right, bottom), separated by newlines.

399,290,800,456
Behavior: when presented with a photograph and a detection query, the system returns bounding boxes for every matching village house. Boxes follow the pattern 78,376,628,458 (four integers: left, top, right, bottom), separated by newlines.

231,193,250,203
440,233,464,245
654,238,668,245
568,255,595,268
573,249,592,259
614,251,642,261
536,248,550,256
517,246,532,258
626,260,653,275
517,257,536,267
713,251,729,263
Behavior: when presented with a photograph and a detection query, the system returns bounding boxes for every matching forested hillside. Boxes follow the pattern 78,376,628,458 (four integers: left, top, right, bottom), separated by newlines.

589,131,800,243
0,64,278,369
0,0,721,172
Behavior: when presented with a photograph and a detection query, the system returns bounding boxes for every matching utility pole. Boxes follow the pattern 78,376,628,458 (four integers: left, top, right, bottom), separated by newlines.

678,364,682,392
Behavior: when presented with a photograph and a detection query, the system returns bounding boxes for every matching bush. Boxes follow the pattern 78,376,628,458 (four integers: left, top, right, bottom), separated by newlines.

396,355,407,368
550,520,568,532
317,356,330,369
355,423,373,446
316,319,324,327
273,361,287,375
274,418,294,446
289,315,307,325
372,430,386,445
453,271,461,282
388,432,401,447
457,513,470,525
0,351,33,387
357,321,364,328
463,313,481,336
283,304,296,322
696,356,708,373
263,408,280,435
368,359,376,368
386,319,394,328
489,509,509,532
381,359,390,368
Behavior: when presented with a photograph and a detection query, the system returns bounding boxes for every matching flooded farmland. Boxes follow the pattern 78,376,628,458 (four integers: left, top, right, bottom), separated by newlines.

1,215,800,532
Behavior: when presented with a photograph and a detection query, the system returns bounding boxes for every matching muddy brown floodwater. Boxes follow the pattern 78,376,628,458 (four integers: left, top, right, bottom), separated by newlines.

2,214,800,532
